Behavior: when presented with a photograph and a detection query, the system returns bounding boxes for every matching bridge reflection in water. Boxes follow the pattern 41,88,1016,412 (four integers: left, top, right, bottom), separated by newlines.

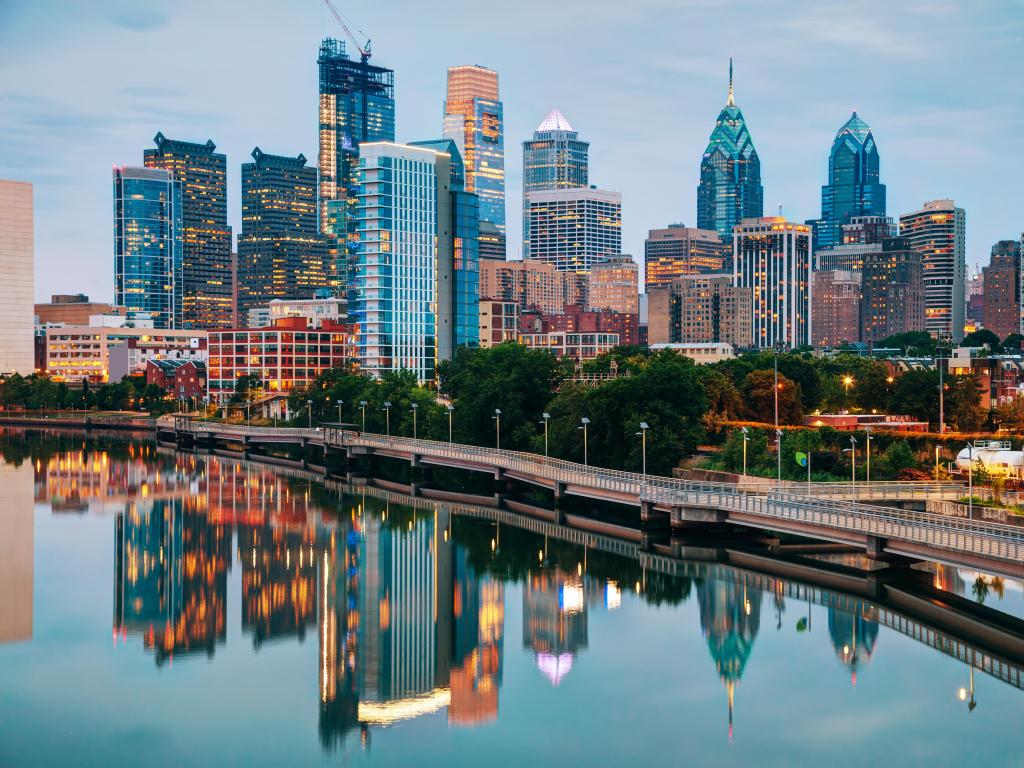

18,440,1024,751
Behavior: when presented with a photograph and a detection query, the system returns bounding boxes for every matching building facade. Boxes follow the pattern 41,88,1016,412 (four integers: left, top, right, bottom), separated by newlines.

696,61,763,240
587,255,638,314
479,300,519,348
443,65,505,246
982,240,1022,340
525,188,621,274
812,113,885,254
522,109,589,259
520,331,620,361
644,224,730,289
45,324,205,382
35,295,124,326
237,149,326,317
899,199,966,341
811,270,861,347
733,217,812,348
521,305,638,346
814,215,897,273
479,259,581,314
646,274,752,348
113,167,182,329
860,238,925,344
143,133,233,329
0,180,34,375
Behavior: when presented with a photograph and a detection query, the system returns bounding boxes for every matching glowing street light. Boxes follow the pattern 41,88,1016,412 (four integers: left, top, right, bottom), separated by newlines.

740,426,749,477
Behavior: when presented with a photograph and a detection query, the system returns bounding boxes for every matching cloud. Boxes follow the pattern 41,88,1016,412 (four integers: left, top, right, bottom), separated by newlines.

107,6,170,32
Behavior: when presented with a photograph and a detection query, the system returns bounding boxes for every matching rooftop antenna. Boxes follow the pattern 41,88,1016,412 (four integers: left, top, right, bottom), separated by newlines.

778,203,783,217
727,57,735,106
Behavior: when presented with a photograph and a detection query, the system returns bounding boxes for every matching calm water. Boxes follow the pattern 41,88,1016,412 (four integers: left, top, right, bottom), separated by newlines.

1,430,1023,767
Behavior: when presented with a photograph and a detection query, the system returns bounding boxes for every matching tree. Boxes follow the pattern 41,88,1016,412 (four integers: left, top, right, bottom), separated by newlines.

888,369,939,426
996,397,1024,432
961,329,1001,353
814,354,891,413
718,428,770,475
742,370,802,424
879,331,936,356
697,367,743,425
582,346,650,375
0,373,31,409
1003,333,1024,351
742,352,821,411
947,375,984,432
878,440,917,478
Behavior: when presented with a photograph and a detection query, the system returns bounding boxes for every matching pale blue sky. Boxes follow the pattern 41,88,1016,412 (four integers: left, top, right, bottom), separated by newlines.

1,0,1022,302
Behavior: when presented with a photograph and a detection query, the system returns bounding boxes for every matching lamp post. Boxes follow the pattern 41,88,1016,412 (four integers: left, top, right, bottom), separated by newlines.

540,412,550,457
410,403,418,439
849,436,858,497
842,375,854,412
382,401,392,436
637,422,649,476
359,400,367,432
337,400,344,425
493,408,501,449
447,404,454,442
307,399,313,429
774,349,781,485
967,441,976,518
865,427,873,484
740,426,749,477
935,445,941,479
579,417,590,466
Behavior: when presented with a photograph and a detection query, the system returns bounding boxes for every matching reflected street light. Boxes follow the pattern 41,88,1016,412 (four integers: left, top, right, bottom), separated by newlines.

410,403,418,440
493,408,502,449
359,400,368,432
540,412,550,457
579,417,590,466
383,401,392,436
637,422,649,476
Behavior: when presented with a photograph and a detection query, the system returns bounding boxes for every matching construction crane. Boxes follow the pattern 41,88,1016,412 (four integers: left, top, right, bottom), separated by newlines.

322,0,372,62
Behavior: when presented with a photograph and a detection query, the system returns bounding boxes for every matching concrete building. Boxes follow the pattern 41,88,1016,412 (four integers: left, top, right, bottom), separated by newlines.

587,255,638,314
525,187,621,274
521,304,638,346
245,294,347,330
733,217,812,348
982,240,1022,339
35,295,125,326
649,342,736,364
479,299,519,348
811,270,861,347
646,274,752,348
644,224,729,289
899,199,966,341
520,331,620,361
861,238,926,344
0,180,35,375
479,259,581,314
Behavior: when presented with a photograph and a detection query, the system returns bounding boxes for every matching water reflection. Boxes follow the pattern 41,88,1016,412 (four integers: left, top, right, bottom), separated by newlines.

4,432,1024,759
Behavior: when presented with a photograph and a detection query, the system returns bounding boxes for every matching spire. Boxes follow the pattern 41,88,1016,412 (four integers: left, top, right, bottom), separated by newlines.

727,58,735,106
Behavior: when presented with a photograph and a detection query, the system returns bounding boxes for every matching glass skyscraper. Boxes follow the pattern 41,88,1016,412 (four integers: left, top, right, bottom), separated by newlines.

697,61,763,240
143,133,233,330
443,65,505,250
813,113,885,253
237,148,325,317
522,110,589,259
113,166,182,329
318,38,395,288
898,199,966,341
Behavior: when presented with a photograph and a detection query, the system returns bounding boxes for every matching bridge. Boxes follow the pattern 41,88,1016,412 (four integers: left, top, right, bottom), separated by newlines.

160,419,1024,579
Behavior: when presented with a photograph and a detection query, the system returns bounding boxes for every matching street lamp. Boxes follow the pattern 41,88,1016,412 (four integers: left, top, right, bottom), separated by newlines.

540,412,550,457
740,426,749,477
966,441,977,518
336,399,344,425
637,422,649,476
579,417,590,466
307,399,313,429
849,436,858,496
842,375,854,412
410,403,418,439
359,400,367,432
447,404,454,442
865,427,873,484
382,401,392,436
935,445,941,479
493,408,501,449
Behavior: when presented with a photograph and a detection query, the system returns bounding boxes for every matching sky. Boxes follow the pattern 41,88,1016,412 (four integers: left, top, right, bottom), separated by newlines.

1,0,1022,303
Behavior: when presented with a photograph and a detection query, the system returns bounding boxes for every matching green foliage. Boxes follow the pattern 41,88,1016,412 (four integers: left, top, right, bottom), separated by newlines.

878,331,937,356
814,354,891,413
961,329,1001,353
877,440,917,476
1003,333,1024,351
718,428,770,474
742,369,802,424
697,367,743,424
581,345,651,375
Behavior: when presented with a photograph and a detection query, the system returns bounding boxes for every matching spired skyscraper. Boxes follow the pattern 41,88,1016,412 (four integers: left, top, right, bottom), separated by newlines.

522,109,589,259
443,65,505,253
697,61,763,240
813,113,886,253
318,38,395,287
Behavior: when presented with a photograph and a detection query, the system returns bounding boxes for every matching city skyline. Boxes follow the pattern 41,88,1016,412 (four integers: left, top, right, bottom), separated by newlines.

1,0,1022,302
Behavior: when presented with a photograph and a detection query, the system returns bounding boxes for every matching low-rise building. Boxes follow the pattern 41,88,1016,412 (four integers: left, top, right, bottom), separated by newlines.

520,331,619,361
34,294,125,326
803,413,928,433
146,359,207,400
649,342,735,364
479,299,519,348
519,304,638,346
247,293,347,330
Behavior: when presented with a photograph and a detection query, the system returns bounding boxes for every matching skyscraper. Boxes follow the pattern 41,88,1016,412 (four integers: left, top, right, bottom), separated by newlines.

982,240,1022,339
861,237,925,344
522,109,589,258
318,38,395,284
352,141,478,382
587,255,639,315
644,224,730,289
697,61,763,240
237,148,325,317
113,167,182,329
812,113,886,254
143,133,233,329
0,179,34,375
733,217,812,348
525,188,621,274
899,199,966,341
811,270,861,347
443,65,505,249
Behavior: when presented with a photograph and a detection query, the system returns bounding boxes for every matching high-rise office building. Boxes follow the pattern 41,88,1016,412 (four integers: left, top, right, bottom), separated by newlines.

587,255,639,315
522,109,589,258
814,215,896,273
353,141,478,382
444,65,505,252
478,221,506,261
237,149,326,317
861,237,925,344
143,133,233,329
318,38,395,287
644,224,730,289
733,217,812,348
811,113,885,254
646,274,752,348
811,270,861,347
525,188,621,274
0,179,34,375
113,167,182,329
697,61,763,240
982,240,1022,340
899,199,966,341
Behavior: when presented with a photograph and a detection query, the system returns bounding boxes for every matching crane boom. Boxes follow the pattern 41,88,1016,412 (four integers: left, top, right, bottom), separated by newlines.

322,0,371,62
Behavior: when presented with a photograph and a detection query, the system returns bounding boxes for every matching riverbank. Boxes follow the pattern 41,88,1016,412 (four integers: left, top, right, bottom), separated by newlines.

0,413,156,432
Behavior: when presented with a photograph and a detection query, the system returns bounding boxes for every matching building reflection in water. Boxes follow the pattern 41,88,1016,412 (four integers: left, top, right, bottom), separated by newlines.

828,604,880,685
522,564,598,687
0,458,34,645
697,577,762,741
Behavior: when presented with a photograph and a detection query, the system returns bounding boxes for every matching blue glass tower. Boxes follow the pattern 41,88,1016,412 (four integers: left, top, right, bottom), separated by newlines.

815,112,885,253
113,166,183,328
696,61,763,240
